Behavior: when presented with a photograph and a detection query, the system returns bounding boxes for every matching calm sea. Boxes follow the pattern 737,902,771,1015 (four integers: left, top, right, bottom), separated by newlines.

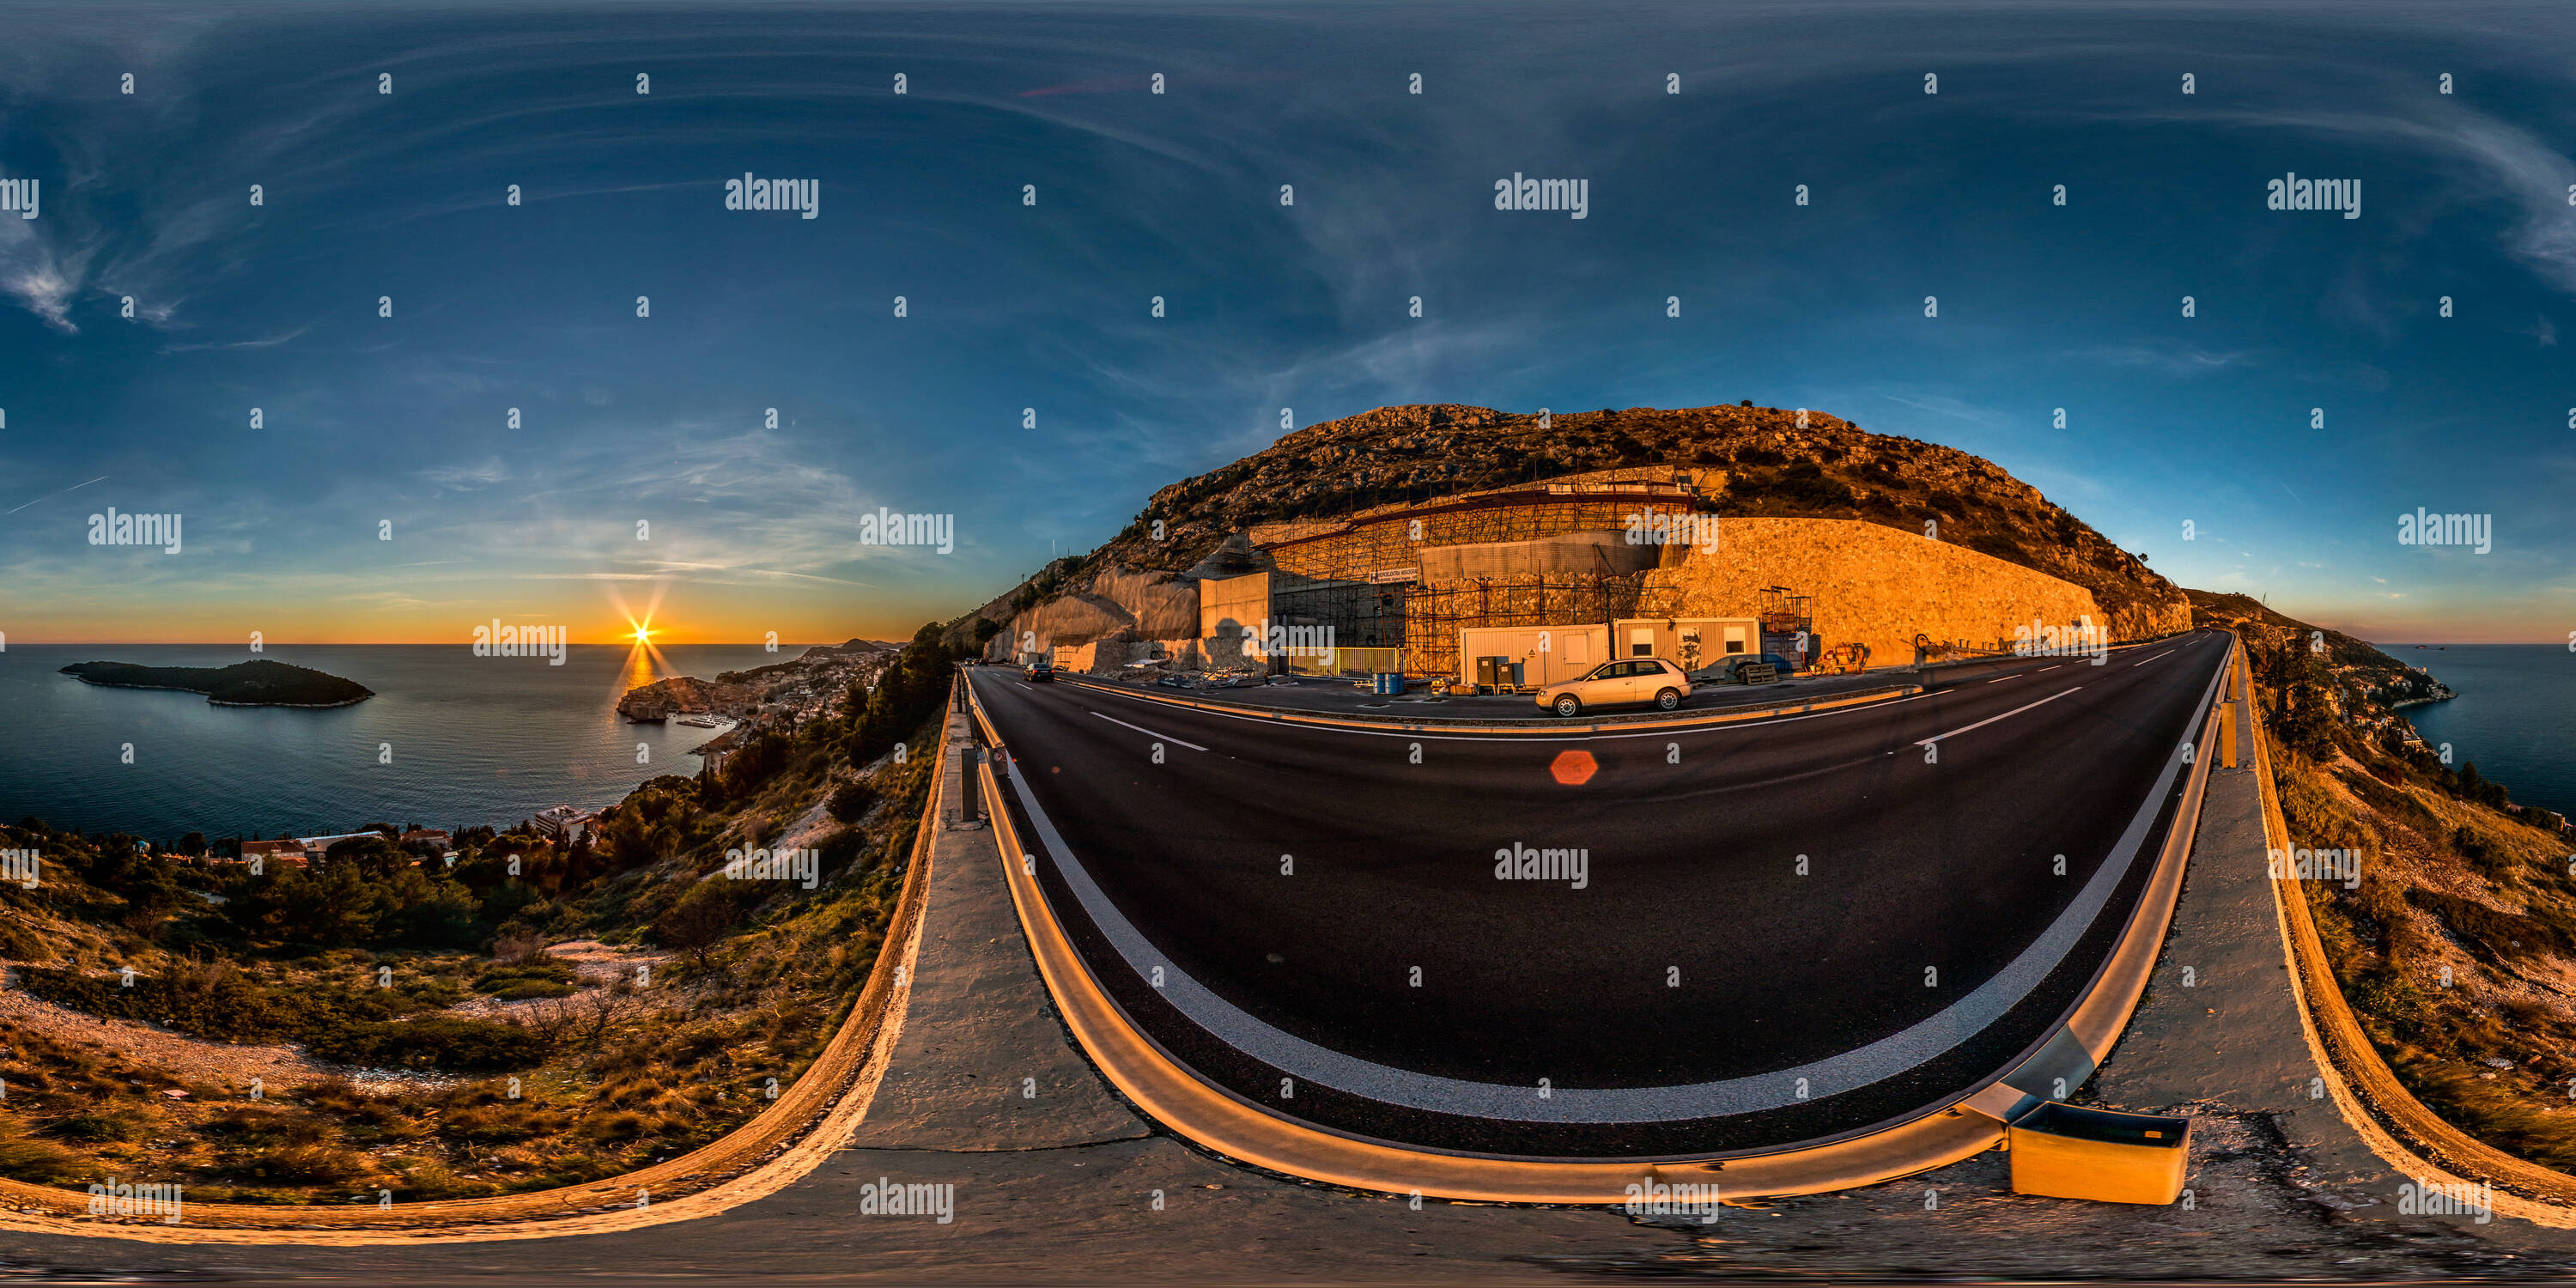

0,644,808,844
2386,644,2576,823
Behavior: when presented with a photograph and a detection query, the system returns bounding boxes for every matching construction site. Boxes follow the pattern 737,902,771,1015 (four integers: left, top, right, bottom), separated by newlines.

1191,466,1848,685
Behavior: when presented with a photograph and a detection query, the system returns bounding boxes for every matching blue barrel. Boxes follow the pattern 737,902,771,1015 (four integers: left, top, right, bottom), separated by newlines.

1372,671,1404,695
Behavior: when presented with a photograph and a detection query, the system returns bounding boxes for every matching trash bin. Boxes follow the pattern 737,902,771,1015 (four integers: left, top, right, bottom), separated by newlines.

2007,1101,2190,1205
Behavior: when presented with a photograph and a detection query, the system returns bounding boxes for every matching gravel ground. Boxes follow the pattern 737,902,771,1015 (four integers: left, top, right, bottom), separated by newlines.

1538,1112,2576,1280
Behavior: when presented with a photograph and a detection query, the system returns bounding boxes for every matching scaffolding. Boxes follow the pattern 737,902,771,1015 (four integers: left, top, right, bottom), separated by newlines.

1402,574,1647,682
1254,468,1711,583
1242,466,1718,679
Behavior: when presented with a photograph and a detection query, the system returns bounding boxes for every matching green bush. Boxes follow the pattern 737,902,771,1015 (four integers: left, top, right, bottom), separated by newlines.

48,1110,149,1143
826,781,878,824
0,1117,84,1182
306,1016,546,1072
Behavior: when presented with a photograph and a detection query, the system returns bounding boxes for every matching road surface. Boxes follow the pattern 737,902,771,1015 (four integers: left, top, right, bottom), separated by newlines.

967,631,2232,1157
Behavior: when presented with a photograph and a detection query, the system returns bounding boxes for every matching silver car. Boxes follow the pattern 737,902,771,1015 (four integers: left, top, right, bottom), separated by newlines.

1536,657,1692,717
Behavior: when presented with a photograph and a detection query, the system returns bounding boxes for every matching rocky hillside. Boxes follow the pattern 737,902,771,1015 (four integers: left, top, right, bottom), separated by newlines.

2220,599,2576,1172
2187,590,2456,713
951,403,2191,646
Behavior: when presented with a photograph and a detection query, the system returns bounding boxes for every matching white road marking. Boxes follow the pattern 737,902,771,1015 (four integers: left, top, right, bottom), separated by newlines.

1084,679,1934,744
1091,709,1208,751
2038,665,2063,673
1916,687,2082,747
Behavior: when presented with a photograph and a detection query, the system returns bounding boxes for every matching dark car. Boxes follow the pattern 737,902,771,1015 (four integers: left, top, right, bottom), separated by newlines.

1024,660,1054,683
1698,653,1801,683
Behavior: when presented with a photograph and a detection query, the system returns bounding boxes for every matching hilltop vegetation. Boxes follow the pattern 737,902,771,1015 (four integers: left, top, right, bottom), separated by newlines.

0,626,971,1203
951,403,2190,647
58,659,374,708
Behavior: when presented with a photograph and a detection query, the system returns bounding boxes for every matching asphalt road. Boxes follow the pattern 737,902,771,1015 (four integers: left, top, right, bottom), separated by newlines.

969,631,2233,1157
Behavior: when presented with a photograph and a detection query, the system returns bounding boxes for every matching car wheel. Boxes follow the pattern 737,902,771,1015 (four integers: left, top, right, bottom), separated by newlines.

1655,687,1680,710
1552,694,1581,718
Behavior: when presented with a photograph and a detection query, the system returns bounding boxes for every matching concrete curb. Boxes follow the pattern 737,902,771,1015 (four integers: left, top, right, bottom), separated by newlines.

0,703,961,1242
2248,653,2576,1224
966,647,2230,1201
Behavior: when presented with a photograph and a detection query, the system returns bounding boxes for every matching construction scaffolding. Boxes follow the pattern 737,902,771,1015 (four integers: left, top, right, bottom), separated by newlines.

1253,467,1714,583
1403,574,1648,682
1237,466,1719,679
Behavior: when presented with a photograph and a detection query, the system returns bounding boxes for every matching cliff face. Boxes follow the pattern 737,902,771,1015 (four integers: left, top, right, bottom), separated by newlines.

961,403,2190,650
1644,519,2111,665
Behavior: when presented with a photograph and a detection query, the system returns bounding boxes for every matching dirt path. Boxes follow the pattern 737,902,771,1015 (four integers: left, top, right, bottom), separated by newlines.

0,965,331,1095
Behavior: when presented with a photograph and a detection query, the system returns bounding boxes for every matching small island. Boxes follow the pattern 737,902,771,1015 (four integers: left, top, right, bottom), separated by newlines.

58,659,374,708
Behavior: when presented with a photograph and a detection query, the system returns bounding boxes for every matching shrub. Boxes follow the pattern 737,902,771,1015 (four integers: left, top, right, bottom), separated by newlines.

0,1118,83,1182
826,781,878,824
307,1015,547,1072
47,1111,149,1143
490,927,551,966
237,1143,368,1183
198,1108,330,1146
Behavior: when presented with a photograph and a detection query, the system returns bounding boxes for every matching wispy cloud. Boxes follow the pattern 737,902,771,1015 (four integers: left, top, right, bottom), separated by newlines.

2078,342,2255,378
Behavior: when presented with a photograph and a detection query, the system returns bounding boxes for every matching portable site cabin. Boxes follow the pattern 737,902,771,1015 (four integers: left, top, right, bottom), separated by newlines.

1609,617,1764,675
1456,623,1613,690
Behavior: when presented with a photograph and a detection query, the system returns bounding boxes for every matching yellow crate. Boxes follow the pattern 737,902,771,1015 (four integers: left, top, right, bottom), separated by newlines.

2008,1102,2190,1205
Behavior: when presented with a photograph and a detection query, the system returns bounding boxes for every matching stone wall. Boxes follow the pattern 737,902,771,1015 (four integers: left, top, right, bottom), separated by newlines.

1641,518,2112,667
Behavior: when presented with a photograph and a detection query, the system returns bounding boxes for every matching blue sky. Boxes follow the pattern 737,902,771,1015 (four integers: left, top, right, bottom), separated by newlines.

1,1,2572,643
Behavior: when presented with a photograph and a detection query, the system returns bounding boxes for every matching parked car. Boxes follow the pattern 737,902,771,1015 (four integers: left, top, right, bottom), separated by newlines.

1536,657,1692,718
1698,653,1802,684
1025,659,1054,683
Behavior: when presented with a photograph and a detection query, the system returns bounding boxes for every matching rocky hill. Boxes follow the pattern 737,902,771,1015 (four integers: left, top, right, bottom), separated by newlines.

951,402,2191,646
2186,589,2454,711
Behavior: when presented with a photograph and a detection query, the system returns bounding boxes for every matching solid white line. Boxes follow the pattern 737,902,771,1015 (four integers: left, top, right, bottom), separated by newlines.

1091,709,1208,751
1916,687,2082,747
1082,680,1932,744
